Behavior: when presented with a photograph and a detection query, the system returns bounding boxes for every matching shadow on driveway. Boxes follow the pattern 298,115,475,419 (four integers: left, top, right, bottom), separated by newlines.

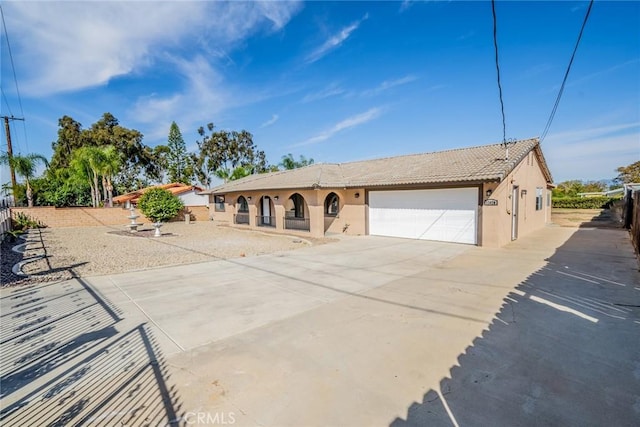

391,228,640,426
0,274,183,426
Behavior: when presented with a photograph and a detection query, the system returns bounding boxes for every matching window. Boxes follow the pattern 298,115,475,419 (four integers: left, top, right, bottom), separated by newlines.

324,193,339,216
214,195,225,212
535,187,543,211
237,196,249,213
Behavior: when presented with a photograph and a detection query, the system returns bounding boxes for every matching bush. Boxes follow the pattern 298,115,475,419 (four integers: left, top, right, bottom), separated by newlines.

12,212,46,230
552,197,616,209
137,188,184,223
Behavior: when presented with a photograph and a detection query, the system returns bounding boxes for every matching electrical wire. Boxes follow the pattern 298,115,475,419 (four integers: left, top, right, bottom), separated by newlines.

491,0,507,144
540,0,594,143
1,87,14,117
0,4,29,151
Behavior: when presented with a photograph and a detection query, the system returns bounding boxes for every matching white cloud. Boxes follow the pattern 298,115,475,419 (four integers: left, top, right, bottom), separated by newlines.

305,13,369,64
4,1,302,96
302,83,346,103
128,55,228,142
293,107,383,147
543,122,640,181
260,114,280,128
361,75,418,97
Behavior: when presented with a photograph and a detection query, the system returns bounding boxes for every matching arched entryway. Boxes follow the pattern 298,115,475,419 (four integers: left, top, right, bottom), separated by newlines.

284,193,310,231
234,196,249,224
324,192,340,232
258,196,275,227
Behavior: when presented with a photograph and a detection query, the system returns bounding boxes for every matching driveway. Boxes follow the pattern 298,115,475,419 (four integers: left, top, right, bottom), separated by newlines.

1,226,638,426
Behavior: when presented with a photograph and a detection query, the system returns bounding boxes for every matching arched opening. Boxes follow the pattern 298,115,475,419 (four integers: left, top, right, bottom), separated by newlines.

234,196,249,224
258,196,275,227
324,192,340,216
284,193,310,231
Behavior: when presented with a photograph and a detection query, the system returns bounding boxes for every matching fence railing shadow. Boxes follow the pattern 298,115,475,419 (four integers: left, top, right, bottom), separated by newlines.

0,273,183,425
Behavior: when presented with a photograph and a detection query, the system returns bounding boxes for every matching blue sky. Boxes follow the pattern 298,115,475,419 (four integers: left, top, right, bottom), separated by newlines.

1,0,639,187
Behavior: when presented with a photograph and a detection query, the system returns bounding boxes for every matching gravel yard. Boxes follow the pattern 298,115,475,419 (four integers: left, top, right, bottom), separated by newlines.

2,222,333,287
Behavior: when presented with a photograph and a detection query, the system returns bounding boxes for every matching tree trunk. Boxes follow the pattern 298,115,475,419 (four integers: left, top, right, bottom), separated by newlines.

26,180,33,207
102,176,108,207
93,174,100,207
106,176,114,208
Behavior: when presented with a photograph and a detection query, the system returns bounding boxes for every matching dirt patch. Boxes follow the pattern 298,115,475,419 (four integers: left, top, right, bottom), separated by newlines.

1,223,336,288
551,208,622,228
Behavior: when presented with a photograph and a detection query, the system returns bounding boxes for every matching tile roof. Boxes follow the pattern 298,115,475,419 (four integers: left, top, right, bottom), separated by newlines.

114,183,204,204
203,138,553,194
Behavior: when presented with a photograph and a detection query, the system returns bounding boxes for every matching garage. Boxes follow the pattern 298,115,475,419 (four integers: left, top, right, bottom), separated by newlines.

368,188,478,244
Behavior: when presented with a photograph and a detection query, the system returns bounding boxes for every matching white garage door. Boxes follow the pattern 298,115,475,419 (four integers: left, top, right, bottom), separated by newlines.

369,188,478,244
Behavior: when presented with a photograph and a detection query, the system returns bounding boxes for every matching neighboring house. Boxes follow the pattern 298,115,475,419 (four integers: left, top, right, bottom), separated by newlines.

202,138,554,247
113,183,207,207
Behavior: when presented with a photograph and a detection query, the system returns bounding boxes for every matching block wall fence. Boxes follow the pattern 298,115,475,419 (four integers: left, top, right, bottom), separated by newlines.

10,206,211,228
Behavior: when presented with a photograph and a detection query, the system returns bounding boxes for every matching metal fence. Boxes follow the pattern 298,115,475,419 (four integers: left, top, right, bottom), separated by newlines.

234,213,250,225
284,217,310,231
256,216,275,227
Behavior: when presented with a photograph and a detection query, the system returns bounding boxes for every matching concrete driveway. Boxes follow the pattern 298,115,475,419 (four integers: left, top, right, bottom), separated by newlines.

1,226,639,426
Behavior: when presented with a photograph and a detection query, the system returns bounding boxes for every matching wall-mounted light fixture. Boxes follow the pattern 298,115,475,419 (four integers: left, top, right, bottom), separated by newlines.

247,196,252,201
486,189,493,197
274,195,279,201
521,189,527,197
355,192,360,199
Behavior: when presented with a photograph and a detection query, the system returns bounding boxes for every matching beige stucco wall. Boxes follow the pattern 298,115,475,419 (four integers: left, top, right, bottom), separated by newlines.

480,151,552,248
209,151,551,246
209,188,366,238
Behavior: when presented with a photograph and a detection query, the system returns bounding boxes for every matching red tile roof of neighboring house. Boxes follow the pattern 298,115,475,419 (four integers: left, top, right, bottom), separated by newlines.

113,183,204,205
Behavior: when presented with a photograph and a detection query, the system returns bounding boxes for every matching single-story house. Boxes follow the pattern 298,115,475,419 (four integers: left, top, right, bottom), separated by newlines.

114,183,207,207
202,138,554,247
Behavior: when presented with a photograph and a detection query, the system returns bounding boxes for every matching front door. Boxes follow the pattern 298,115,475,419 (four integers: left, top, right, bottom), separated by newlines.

511,186,519,241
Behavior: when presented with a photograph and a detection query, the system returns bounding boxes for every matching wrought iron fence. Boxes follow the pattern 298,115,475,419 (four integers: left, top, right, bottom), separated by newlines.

234,213,250,225
284,217,310,231
256,215,275,227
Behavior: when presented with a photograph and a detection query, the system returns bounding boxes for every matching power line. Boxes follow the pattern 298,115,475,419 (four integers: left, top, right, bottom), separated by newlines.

0,5,28,152
540,0,594,143
1,87,14,118
491,0,507,144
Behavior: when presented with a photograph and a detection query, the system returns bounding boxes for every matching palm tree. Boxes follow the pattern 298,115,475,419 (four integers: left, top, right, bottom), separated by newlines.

279,153,314,170
0,153,49,207
99,146,121,207
71,146,105,207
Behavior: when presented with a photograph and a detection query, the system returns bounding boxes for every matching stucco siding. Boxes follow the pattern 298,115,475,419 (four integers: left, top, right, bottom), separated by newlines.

481,151,551,247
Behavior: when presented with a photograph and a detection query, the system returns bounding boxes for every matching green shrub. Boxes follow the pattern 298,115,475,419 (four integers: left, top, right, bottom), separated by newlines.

552,197,616,209
12,212,46,230
137,188,184,223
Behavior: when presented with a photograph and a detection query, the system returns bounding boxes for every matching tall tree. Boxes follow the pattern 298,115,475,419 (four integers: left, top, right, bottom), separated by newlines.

166,121,192,184
0,153,49,207
615,161,640,184
70,146,106,208
194,123,269,187
50,115,85,170
99,146,121,207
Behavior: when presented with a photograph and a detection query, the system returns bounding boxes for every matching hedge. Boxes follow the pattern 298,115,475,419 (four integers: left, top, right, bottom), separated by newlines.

552,196,616,209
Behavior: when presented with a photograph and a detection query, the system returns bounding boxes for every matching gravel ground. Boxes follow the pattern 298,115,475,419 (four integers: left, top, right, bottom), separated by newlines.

2,223,333,287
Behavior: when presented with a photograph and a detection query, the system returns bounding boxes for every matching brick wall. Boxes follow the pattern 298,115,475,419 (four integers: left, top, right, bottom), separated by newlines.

10,205,211,228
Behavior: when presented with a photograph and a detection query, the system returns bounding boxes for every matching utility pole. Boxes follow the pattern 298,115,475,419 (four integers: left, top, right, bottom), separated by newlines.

2,115,25,203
